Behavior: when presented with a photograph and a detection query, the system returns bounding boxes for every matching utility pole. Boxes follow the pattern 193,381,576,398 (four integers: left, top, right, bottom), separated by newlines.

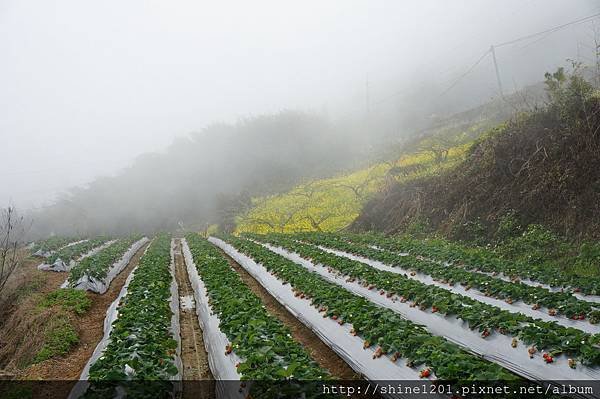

365,75,370,118
490,45,504,98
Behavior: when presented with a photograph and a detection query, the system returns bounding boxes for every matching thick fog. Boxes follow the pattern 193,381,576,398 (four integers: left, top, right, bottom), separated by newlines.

1,0,599,237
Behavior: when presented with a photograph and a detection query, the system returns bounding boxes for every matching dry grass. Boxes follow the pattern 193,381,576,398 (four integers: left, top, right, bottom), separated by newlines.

355,94,600,241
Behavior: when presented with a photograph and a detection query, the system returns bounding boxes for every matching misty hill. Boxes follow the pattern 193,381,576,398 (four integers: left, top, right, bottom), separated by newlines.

232,82,549,235
26,111,382,239
353,68,600,241
26,79,551,239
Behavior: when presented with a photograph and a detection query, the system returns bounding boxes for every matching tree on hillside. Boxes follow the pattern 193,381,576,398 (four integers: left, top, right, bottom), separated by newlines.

215,191,253,233
416,135,461,165
0,207,25,295
334,166,385,201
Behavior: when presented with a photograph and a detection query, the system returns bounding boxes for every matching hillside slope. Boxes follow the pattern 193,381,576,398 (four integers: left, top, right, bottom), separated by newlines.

235,144,469,234
234,83,548,235
354,69,600,240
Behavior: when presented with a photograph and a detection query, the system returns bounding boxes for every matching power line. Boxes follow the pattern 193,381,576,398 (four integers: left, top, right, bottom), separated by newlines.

437,11,600,98
354,10,600,115
495,11,600,48
440,49,491,96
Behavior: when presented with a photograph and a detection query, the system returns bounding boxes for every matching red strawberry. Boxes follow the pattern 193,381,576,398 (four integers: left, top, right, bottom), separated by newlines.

373,347,383,359
419,368,431,378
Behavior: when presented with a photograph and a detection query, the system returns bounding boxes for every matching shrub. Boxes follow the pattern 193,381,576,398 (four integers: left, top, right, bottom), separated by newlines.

404,215,431,237
34,314,78,363
495,210,523,243
451,218,487,246
38,288,91,315
573,242,600,277
498,224,570,264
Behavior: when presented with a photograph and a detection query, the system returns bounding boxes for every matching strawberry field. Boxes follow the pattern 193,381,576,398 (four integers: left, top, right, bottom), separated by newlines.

29,231,599,398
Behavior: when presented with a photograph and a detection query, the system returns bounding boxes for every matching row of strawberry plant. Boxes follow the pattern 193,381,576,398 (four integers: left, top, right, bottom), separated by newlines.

185,234,329,396
291,232,600,323
252,234,600,367
84,234,178,398
31,236,79,255
337,232,600,296
220,235,517,382
67,235,142,287
46,236,111,265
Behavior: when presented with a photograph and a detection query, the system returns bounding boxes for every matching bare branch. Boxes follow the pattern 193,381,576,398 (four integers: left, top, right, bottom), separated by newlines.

0,206,25,295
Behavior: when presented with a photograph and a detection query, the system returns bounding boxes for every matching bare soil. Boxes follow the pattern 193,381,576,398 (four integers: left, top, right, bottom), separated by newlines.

218,248,360,380
172,238,214,399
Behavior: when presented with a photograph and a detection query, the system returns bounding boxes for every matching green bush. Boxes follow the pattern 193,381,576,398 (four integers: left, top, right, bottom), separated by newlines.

498,224,570,264
573,242,600,277
452,218,487,246
544,64,596,124
404,215,431,237
34,315,79,363
495,210,523,243
38,289,91,315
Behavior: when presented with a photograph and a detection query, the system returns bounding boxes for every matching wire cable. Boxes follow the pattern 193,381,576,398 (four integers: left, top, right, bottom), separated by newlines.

440,49,491,96
495,11,600,48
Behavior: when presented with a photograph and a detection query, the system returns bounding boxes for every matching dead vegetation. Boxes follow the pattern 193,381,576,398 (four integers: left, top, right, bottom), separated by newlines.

354,67,600,241
0,300,69,371
0,207,26,297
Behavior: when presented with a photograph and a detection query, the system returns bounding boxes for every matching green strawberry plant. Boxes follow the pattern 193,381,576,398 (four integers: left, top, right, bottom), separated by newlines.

186,233,329,398
31,236,79,255
337,232,600,296
67,235,143,285
46,236,111,265
291,233,600,323
251,234,600,367
221,235,518,383
85,234,178,399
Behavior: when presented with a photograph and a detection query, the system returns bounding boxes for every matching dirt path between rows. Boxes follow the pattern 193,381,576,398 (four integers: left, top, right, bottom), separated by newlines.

218,248,360,380
20,241,151,396
173,238,214,399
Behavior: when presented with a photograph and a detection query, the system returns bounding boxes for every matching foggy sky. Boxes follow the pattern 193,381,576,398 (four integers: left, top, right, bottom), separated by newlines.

1,0,598,208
